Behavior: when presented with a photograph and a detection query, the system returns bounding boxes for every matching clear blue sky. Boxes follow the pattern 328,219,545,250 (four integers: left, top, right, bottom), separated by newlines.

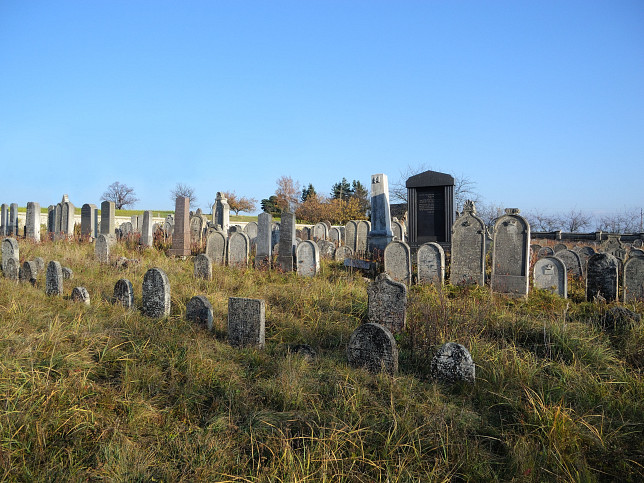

1,1,642,217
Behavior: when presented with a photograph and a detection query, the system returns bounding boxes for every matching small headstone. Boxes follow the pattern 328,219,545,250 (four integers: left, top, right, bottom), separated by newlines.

4,257,19,281
538,246,555,257
553,243,567,253
417,242,445,285
194,253,213,280
113,279,135,308
347,323,398,375
2,237,19,274
533,256,567,298
142,268,171,317
95,234,110,263
186,295,214,330
632,239,643,248
227,232,250,267
244,221,258,244
629,248,644,258
431,342,475,384
367,273,407,333
318,240,336,259
19,260,38,285
228,297,265,348
556,249,583,278
623,256,644,302
189,212,205,244
45,261,63,296
334,245,353,262
586,253,619,302
450,200,486,285
296,240,320,277
71,287,90,305
0,204,8,236
383,241,412,284
391,220,405,242
62,267,74,280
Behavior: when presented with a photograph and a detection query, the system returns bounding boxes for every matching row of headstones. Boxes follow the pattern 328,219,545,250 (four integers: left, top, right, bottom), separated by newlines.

0,202,42,241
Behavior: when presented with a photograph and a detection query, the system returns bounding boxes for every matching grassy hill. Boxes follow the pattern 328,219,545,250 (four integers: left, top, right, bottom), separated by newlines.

0,239,642,481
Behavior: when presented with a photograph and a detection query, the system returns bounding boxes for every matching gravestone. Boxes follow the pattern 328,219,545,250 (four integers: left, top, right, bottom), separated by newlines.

271,223,280,250
186,295,214,330
71,287,90,305
206,230,227,265
47,206,55,235
345,221,357,252
169,197,191,256
553,243,567,253
33,257,44,273
533,256,567,298
100,201,116,236
296,240,320,277
140,211,154,247
383,241,412,284
62,267,73,280
95,234,110,263
334,245,353,262
431,342,475,384
0,204,7,236
45,261,63,296
575,246,596,270
9,203,18,236
633,239,643,248
4,258,18,281
312,222,328,241
356,220,370,255
114,279,135,308
586,253,619,302
391,220,405,242
367,173,394,253
317,240,336,260
538,246,555,257
2,237,19,274
81,204,97,238
194,253,213,280
227,232,250,267
119,222,133,237
450,200,486,285
25,202,41,241
20,260,38,284
212,192,230,232
328,227,342,245
131,215,139,233
60,196,75,236
417,242,445,285
244,221,258,245
347,323,398,375
406,170,454,249
299,226,311,241
190,210,205,244
623,257,644,302
556,249,583,278
367,273,407,333
142,268,171,317
629,248,644,258
601,236,626,260
491,209,530,297
255,212,272,269
278,211,297,272
228,297,265,348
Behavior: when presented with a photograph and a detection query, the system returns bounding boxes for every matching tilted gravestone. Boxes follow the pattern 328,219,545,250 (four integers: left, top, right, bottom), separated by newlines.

383,240,412,284
186,295,214,330
586,253,619,302
367,273,407,333
533,256,567,298
46,261,63,296
95,234,110,263
556,249,583,278
623,256,644,302
169,197,191,257
347,323,398,375
227,232,250,267
278,211,297,272
345,221,357,252
2,237,19,274
431,342,475,384
228,297,265,348
25,202,41,241
417,242,445,285
334,245,353,262
142,268,171,317
114,279,135,308
450,200,486,286
205,230,227,265
255,213,273,269
20,260,38,285
296,240,320,277
194,253,213,280
71,287,90,305
491,209,530,297
81,204,97,238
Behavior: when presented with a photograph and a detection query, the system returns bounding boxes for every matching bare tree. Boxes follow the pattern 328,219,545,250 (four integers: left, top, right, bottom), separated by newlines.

170,183,198,205
275,176,301,212
596,207,640,233
525,210,561,232
476,201,505,229
560,208,592,232
101,181,139,209
221,191,257,215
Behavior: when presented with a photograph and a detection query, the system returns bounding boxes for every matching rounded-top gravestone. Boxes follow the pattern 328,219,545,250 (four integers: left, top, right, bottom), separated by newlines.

71,286,90,305
114,279,135,308
586,253,619,302
431,342,475,384
194,253,213,280
142,268,171,317
46,260,64,296
347,323,398,375
186,295,214,330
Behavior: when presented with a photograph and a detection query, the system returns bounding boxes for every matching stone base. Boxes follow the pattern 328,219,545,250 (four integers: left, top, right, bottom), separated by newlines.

367,233,393,255
168,248,190,257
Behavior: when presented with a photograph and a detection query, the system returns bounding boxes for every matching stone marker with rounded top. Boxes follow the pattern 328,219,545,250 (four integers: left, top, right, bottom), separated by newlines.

114,279,135,308
2,237,19,274
334,245,353,262
347,322,398,375
417,242,445,285
296,240,320,277
367,273,407,333
206,230,227,265
228,232,250,267
4,257,19,281
142,268,171,317
491,208,530,297
533,256,567,298
586,253,619,302
71,287,90,305
623,256,644,302
46,261,63,296
20,260,38,285
228,297,265,348
556,249,583,278
450,200,486,286
186,295,214,330
383,240,412,284
194,253,213,280
431,342,475,384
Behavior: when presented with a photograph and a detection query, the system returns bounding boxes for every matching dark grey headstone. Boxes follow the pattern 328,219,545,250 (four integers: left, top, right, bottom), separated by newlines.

255,212,272,269
114,279,134,308
71,286,90,305
345,221,357,252
81,204,97,238
20,260,38,284
2,237,19,274
186,295,214,330
228,297,265,348
367,273,407,333
318,240,336,260
278,211,297,272
95,234,110,263
46,260,63,296
623,256,644,302
538,246,555,257
586,253,619,302
431,342,475,384
142,268,171,317
556,249,583,278
194,253,213,280
347,323,398,375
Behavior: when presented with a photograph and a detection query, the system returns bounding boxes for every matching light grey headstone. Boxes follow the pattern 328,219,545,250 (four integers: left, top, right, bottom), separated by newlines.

345,221,357,252
556,249,583,278
194,253,213,280
95,234,110,263
623,256,644,302
4,257,19,281
347,322,398,375
367,174,393,253
431,342,475,384
491,209,530,297
140,210,154,247
189,212,205,244
533,256,567,298
601,236,626,261
206,230,227,265
417,242,445,285
113,279,135,308
255,213,273,269
367,273,407,333
334,245,353,262
318,240,336,260
186,295,214,330
243,221,258,244
278,211,297,272
45,260,63,296
356,220,370,255
62,267,73,280
391,220,405,242
383,241,412,284
212,192,230,232
328,227,342,245
271,224,280,249
313,222,328,241
227,232,250,267
20,260,38,284
71,287,90,305
586,253,619,302
296,240,320,277
228,297,265,348
33,257,44,273
450,201,486,286
142,268,171,317
81,204,97,238
2,237,19,274
25,202,41,241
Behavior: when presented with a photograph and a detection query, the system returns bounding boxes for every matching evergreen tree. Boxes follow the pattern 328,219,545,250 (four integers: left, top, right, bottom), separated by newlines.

331,177,353,200
260,195,282,215
301,183,317,202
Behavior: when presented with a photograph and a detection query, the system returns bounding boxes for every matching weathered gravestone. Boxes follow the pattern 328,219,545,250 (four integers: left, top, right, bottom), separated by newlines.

20,260,38,285
367,174,394,253
2,237,19,274
491,209,530,297
417,242,445,285
140,211,154,247
431,342,475,384
278,211,297,272
190,210,206,244
367,273,407,333
328,227,342,245
114,279,135,308
586,253,619,302
100,201,116,236
9,203,18,236
601,236,626,260
0,204,8,236
383,240,412,284
629,248,644,258
313,222,328,241
95,234,110,263
169,197,191,257
299,226,311,241
243,221,258,245
205,230,227,265
255,213,272,269
33,257,44,273
62,267,73,280
553,243,567,253
356,220,370,255
228,297,265,348
228,232,250,267
556,249,583,278
391,220,405,242
347,323,398,375
533,256,567,298
142,268,171,317
4,258,18,281
81,204,97,238
71,287,90,305
633,239,643,248
25,202,41,241
194,253,213,280
623,256,644,302
296,240,320,277
186,295,214,330
538,246,555,257
334,245,353,262
450,200,486,285
212,192,230,232
46,261,63,296
345,221,357,252
317,240,336,260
